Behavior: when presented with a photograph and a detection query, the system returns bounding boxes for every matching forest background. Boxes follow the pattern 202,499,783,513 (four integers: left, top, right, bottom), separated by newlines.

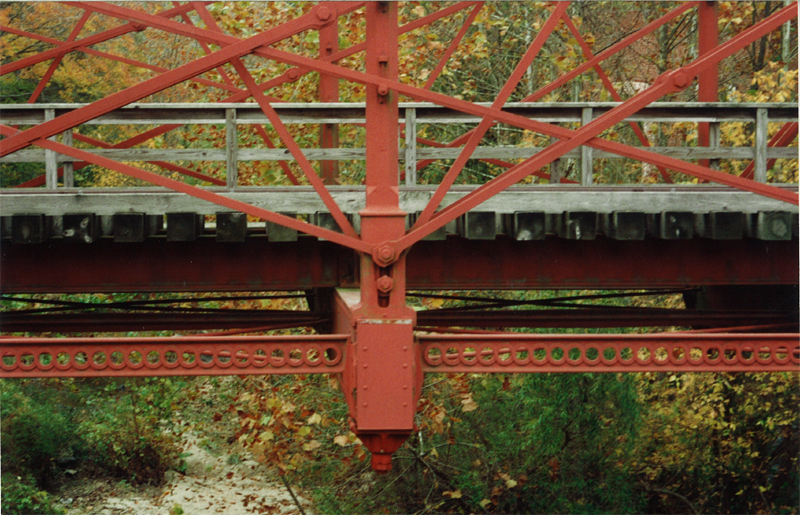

1,1,798,514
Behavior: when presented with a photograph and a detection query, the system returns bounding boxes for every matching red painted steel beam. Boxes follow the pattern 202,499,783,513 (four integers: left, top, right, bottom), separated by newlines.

0,238,352,294
414,2,571,228
741,122,799,179
419,333,800,373
0,123,373,253
0,4,336,157
0,335,347,378
405,237,798,290
414,1,700,172
0,2,203,75
2,237,795,294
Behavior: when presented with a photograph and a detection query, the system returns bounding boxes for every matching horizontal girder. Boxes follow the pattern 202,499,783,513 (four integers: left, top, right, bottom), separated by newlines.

1,236,796,293
2,333,797,378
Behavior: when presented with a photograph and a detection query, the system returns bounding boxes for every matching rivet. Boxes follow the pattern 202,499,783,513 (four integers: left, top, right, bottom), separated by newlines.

363,402,367,407
363,364,368,368
402,363,408,368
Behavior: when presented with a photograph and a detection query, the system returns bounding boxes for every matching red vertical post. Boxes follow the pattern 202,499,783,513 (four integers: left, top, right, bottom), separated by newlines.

698,1,719,169
319,15,340,184
335,1,419,472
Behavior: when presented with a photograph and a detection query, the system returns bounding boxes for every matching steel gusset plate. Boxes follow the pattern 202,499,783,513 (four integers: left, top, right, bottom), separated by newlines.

0,335,347,378
419,333,800,373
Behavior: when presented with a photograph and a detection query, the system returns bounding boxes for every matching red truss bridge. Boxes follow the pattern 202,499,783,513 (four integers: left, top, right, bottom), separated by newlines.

1,1,797,470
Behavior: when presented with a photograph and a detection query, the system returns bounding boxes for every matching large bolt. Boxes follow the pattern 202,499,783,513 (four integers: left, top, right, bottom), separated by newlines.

316,5,332,21
377,84,390,96
671,71,691,89
372,244,397,267
286,68,300,82
376,276,394,294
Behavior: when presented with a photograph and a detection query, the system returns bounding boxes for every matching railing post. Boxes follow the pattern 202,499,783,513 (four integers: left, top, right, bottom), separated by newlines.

404,107,417,186
45,108,57,189
709,121,720,171
581,107,593,186
226,108,238,189
62,129,74,188
755,108,768,183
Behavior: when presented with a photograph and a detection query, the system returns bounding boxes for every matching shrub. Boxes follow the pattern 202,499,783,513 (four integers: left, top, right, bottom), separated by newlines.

0,474,65,515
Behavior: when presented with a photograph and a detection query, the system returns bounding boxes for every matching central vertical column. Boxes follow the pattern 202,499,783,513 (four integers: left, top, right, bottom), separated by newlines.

319,15,340,184
336,2,419,472
697,1,719,170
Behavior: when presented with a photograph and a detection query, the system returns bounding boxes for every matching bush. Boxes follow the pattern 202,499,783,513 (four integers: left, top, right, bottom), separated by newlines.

0,380,79,488
0,474,65,515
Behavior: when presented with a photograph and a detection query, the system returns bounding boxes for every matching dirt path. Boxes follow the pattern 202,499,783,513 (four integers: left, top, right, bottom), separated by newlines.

61,434,312,515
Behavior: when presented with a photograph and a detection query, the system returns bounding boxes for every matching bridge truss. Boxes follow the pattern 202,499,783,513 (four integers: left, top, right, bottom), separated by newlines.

1,1,798,470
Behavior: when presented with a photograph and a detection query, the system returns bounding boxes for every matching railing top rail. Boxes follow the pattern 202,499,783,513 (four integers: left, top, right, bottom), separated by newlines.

2,102,797,125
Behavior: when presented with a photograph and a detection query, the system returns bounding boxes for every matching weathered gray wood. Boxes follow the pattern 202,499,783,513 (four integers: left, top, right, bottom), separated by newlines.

557,212,597,240
62,213,98,243
408,212,447,240
62,129,74,187
226,108,238,190
45,109,57,190
113,213,147,242
2,187,797,217
708,122,720,171
508,212,546,240
12,214,50,244
216,212,247,242
2,102,796,126
647,212,695,239
602,212,646,240
755,108,768,183
753,211,793,240
6,145,794,164
405,107,417,186
167,212,203,241
457,211,496,240
581,107,593,186
549,131,561,184
267,212,299,242
704,212,745,239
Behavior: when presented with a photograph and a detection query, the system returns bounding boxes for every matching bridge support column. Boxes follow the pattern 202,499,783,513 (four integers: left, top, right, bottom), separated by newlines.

329,2,421,472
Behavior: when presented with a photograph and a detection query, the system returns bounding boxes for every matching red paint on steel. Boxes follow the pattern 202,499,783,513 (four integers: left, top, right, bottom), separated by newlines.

0,123,374,253
2,237,796,294
319,14,341,185
404,238,799,290
697,1,720,171
741,122,799,179
0,4,333,157
413,2,570,229
0,2,200,75
0,335,347,378
418,333,800,373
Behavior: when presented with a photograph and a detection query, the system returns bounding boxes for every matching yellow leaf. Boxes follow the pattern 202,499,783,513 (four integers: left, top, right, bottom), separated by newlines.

333,434,350,447
506,479,518,489
443,490,462,499
303,440,321,451
258,430,274,442
479,499,492,508
307,413,322,425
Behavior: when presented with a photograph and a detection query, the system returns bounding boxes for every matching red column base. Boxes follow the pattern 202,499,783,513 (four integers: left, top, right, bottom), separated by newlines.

357,431,411,472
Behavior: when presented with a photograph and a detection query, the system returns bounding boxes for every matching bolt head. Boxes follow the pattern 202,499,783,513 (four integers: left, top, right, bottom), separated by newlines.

376,276,394,293
286,68,300,81
373,244,398,266
672,71,690,89
316,6,332,21
377,84,390,96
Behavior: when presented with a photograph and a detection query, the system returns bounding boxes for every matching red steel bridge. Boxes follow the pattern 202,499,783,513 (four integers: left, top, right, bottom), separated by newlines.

1,1,798,471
